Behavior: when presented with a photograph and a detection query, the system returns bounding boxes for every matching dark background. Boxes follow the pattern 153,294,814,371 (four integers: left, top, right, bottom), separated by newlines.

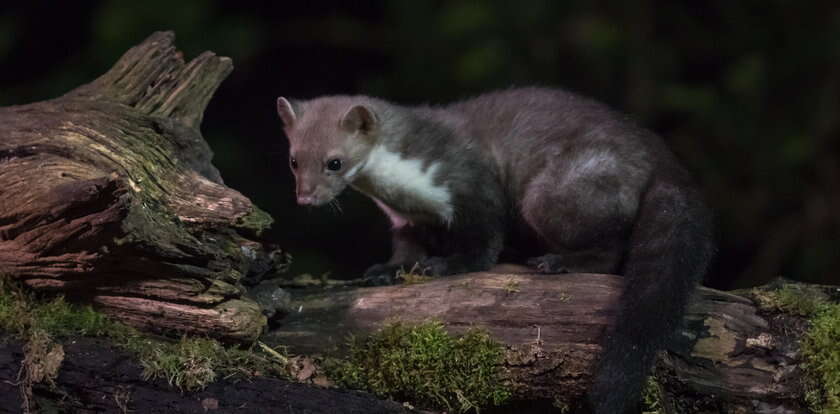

2,1,838,289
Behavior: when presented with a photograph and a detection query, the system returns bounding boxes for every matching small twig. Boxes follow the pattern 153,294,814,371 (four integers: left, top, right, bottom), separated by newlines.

258,341,288,366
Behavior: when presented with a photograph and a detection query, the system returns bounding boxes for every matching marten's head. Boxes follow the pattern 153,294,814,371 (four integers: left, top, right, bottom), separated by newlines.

277,96,378,206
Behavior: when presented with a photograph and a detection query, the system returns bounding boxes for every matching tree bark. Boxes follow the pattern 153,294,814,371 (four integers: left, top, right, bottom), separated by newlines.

266,273,819,413
0,31,287,341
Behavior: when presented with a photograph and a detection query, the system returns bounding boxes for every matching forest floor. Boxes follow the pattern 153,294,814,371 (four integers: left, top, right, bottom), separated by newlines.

0,334,407,414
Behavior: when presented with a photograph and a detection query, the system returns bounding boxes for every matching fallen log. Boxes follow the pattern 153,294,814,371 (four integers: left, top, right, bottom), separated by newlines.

2,275,821,413
0,32,288,341
264,273,825,413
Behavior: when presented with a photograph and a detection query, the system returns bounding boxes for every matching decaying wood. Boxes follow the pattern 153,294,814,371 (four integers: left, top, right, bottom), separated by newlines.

0,31,287,341
657,284,810,414
265,273,819,413
0,337,409,414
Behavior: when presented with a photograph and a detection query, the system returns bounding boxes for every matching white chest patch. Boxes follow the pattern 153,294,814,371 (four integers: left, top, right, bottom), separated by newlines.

361,146,454,225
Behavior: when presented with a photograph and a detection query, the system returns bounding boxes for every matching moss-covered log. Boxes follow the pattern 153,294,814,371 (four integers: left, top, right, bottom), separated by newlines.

266,273,833,412
0,32,285,341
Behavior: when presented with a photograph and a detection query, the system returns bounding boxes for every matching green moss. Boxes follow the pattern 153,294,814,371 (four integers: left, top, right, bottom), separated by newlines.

234,206,274,235
0,278,132,339
0,277,34,334
641,376,663,414
801,303,840,413
756,284,826,317
0,280,19,333
32,296,116,337
135,336,288,391
752,283,840,413
139,336,220,390
328,321,511,413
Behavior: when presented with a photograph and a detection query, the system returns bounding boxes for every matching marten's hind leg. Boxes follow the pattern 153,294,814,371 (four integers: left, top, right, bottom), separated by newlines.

520,157,638,275
526,249,620,274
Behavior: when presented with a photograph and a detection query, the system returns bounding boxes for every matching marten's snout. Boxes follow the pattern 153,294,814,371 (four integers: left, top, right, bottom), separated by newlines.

297,194,315,205
293,164,344,207
295,179,316,205
296,185,316,205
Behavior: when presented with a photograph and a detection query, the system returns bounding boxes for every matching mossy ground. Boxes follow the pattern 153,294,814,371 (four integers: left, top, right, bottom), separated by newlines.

801,303,840,414
641,376,663,414
753,283,840,413
135,336,287,391
0,278,288,393
752,283,827,317
3,278,509,412
327,321,511,413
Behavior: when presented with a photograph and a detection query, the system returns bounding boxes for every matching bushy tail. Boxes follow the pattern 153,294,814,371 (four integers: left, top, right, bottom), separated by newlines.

588,176,715,414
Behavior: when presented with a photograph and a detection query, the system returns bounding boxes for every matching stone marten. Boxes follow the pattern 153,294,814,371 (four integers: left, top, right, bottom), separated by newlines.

277,87,714,413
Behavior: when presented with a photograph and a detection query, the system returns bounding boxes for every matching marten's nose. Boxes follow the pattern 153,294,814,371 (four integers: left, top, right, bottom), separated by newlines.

297,195,315,205
296,180,316,205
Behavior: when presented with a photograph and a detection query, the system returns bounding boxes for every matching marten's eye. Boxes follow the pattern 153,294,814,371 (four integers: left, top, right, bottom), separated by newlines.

327,158,342,171
290,157,298,170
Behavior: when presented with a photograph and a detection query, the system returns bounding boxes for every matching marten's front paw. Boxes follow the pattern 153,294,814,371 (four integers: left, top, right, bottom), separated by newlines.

362,263,401,286
526,254,571,274
417,256,455,276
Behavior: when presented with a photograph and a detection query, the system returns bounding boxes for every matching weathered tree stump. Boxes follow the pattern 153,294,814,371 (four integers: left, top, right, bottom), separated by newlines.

266,273,824,413
0,31,285,341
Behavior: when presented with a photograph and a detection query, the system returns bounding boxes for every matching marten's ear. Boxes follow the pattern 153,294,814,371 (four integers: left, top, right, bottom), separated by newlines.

340,105,377,135
277,97,297,128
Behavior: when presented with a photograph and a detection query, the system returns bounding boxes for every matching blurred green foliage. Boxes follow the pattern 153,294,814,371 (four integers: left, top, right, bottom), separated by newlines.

1,1,838,287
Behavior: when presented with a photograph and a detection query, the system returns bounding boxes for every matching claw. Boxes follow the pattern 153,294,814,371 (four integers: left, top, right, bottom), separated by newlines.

527,254,571,274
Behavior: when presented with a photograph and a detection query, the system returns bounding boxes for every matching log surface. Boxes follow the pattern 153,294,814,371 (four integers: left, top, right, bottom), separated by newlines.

0,32,286,341
266,273,815,413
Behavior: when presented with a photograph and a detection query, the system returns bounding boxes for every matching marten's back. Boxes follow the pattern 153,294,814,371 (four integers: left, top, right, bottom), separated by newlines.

445,87,678,203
